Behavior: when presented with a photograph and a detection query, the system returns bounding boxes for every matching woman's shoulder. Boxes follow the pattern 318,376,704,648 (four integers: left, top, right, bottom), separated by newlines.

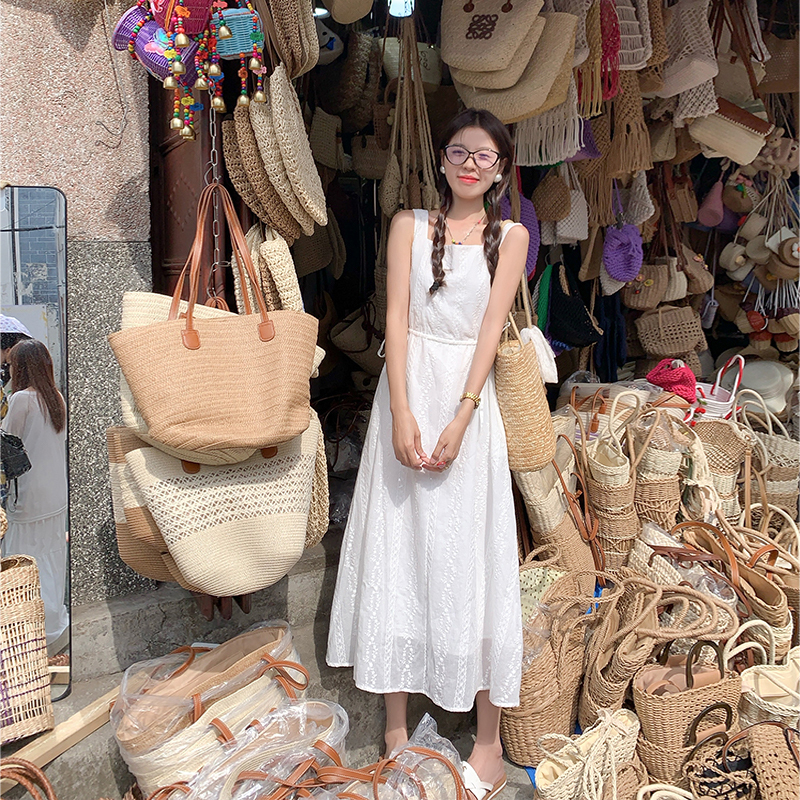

500,220,529,244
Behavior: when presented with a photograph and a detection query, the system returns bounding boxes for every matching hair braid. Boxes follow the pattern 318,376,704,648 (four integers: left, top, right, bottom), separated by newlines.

429,191,452,294
482,179,506,283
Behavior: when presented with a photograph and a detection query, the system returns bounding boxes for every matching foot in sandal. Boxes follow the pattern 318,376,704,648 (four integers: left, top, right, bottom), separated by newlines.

463,743,507,800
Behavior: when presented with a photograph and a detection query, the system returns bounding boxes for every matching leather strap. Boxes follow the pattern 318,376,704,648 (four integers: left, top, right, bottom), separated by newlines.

256,655,310,699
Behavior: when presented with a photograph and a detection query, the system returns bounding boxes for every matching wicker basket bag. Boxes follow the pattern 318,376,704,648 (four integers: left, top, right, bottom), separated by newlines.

495,274,556,472
501,571,621,766
635,305,704,358
0,556,54,745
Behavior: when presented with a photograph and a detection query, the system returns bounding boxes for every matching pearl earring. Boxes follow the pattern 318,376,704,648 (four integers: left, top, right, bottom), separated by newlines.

493,174,502,183
439,165,446,174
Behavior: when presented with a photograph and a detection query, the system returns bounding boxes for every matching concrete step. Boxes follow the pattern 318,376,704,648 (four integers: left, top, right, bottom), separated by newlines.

8,525,533,799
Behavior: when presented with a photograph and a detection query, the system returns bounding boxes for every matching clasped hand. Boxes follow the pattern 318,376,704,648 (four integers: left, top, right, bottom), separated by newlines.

391,407,470,471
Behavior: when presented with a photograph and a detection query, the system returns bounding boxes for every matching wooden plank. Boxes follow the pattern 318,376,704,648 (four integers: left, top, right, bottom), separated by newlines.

49,666,70,685
0,687,118,792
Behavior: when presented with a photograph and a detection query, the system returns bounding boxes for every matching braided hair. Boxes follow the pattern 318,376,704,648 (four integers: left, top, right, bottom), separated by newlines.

430,108,514,295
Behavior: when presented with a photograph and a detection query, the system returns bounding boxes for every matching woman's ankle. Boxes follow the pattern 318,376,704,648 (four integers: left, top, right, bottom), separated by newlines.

384,726,409,756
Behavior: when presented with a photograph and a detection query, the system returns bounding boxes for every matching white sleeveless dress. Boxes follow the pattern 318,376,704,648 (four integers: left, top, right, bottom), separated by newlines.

326,210,523,713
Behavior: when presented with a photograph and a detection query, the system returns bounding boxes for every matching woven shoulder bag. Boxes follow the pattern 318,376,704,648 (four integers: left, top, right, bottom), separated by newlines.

109,184,319,455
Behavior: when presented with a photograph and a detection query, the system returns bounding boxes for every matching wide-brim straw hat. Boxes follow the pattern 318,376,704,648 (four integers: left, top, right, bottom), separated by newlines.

326,0,373,24
452,12,578,125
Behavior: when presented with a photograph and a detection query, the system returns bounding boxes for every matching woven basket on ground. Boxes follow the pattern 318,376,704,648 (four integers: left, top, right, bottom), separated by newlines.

501,572,621,766
0,557,54,745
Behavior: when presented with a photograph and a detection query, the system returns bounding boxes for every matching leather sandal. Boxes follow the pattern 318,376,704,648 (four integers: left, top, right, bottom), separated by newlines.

461,761,507,800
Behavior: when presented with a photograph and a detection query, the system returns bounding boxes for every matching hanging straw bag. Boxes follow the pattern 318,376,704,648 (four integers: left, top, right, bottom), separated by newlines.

495,273,556,472
621,262,669,311
108,184,319,455
352,134,389,181
636,305,704,358
0,556,54,745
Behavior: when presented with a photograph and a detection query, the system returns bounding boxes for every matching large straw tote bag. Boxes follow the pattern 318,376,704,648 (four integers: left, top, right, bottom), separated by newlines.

0,556,54,745
495,274,556,472
440,0,545,73
109,184,319,455
452,13,578,124
535,709,641,800
125,410,319,598
111,621,300,757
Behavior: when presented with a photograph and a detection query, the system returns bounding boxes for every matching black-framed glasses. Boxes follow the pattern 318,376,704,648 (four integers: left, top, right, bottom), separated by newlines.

443,145,500,169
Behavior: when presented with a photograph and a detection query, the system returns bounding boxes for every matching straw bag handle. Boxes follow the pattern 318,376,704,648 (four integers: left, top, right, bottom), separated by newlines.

521,543,562,570
168,183,275,348
671,519,743,590
722,618,776,666
737,503,800,558
735,389,792,439
637,786,693,800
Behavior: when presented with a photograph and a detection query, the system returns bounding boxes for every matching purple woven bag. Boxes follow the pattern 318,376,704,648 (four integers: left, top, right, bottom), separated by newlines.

566,118,602,162
501,192,540,279
134,21,198,84
113,4,149,50
603,181,643,282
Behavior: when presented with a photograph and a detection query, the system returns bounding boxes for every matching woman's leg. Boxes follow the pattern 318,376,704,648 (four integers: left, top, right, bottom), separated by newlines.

467,690,505,788
383,691,409,755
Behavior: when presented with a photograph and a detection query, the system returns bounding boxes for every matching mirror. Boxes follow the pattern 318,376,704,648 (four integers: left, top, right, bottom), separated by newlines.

0,185,70,702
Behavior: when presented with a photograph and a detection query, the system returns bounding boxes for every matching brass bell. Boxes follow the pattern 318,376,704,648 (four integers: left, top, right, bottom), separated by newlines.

174,32,191,48
218,23,233,39
249,56,262,71
180,124,196,140
236,94,251,107
169,116,184,130
211,95,227,112
252,89,267,103
207,62,222,77
172,59,187,75
193,75,210,91
163,75,179,89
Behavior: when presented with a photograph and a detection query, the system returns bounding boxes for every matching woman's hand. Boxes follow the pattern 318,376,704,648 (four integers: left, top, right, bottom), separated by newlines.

391,407,428,469
427,406,472,471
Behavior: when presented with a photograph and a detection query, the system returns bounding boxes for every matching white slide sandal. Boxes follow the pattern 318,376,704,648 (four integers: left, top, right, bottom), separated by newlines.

461,761,508,800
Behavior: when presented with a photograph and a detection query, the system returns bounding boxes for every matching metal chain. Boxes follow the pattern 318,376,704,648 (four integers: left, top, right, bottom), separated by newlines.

206,106,222,273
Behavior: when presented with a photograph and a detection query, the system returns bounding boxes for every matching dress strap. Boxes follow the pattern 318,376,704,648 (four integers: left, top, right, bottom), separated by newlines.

500,219,523,244
413,209,429,241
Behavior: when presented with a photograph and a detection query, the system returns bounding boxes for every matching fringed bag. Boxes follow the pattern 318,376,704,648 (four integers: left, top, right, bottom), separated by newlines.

607,71,654,178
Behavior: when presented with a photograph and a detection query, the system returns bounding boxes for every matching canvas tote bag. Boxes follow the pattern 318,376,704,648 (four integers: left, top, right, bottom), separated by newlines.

108,183,318,455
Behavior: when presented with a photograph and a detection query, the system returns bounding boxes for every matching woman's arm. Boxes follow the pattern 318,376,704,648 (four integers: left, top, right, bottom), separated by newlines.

384,210,428,468
429,224,529,467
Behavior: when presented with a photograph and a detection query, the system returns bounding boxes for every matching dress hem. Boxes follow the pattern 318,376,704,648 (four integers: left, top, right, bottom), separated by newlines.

326,660,520,714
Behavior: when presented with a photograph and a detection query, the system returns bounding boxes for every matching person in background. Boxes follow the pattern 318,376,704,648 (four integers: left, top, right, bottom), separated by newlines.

1,339,69,654
0,315,32,506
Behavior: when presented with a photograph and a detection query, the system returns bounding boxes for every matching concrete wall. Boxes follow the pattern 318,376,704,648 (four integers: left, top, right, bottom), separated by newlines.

0,0,153,604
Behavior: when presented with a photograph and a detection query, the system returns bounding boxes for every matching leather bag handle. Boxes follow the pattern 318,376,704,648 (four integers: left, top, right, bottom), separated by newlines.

686,701,735,747
168,183,276,349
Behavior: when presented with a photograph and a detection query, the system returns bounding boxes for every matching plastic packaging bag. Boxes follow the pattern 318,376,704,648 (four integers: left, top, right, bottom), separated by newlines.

521,604,554,672
111,621,301,762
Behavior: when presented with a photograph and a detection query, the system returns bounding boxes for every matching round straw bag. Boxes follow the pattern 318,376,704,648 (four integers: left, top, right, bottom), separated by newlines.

495,277,556,472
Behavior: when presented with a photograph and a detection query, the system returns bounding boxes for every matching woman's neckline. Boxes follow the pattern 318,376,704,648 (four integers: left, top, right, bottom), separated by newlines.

424,237,483,248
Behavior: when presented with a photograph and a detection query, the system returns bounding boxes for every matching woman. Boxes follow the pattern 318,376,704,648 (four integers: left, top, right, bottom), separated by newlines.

327,109,529,800
2,339,69,653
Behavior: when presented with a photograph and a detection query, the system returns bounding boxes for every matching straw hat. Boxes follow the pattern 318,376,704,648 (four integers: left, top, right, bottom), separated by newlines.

221,118,272,226
325,0,373,25
452,12,578,125
728,359,795,414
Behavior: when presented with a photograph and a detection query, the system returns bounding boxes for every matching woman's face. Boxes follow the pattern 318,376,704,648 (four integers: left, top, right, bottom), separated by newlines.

441,126,505,201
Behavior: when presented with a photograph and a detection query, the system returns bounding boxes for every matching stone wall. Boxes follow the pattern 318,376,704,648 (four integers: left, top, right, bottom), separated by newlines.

0,0,153,603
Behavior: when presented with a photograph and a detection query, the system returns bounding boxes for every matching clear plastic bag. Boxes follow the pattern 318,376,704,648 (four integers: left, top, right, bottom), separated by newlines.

521,604,554,673
186,699,349,800
111,621,302,763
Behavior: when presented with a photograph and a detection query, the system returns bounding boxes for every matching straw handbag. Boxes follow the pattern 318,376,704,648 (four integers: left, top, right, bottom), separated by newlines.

633,640,742,750
495,274,556,472
125,411,319,598
352,134,389,181
518,546,566,624
723,722,800,800
109,184,319,455
635,305,704,358
535,709,641,800
500,572,622,766
682,723,758,800
0,556,54,745
330,301,384,376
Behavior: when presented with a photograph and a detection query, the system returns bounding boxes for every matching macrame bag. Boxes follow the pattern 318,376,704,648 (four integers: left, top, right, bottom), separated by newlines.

603,183,644,282
548,263,604,348
108,184,319,455
532,167,572,223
